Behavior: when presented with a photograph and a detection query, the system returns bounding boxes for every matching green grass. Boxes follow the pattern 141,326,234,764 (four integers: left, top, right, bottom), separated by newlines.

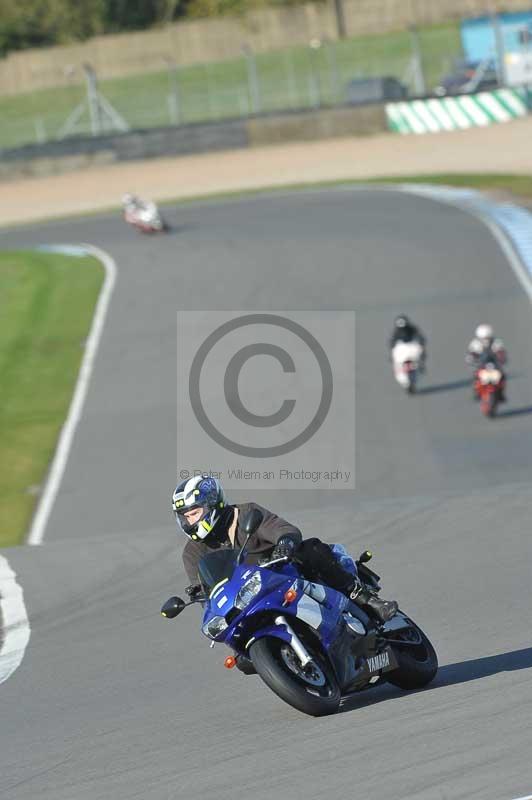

364,173,532,200
152,173,532,207
0,250,104,547
0,23,461,150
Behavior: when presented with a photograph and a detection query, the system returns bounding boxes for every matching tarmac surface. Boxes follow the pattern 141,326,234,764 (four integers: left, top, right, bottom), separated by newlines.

1,186,532,799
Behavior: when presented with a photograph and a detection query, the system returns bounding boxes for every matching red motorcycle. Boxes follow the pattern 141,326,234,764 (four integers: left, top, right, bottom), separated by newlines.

474,361,505,418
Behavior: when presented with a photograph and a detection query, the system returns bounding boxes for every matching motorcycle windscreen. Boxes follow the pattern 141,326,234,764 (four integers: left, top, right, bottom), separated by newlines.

198,549,238,594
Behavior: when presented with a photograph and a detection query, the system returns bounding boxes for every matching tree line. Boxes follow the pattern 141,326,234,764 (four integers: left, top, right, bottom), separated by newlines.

0,0,306,56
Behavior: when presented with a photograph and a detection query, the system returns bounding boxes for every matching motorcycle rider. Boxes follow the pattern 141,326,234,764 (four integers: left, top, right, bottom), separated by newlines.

122,192,155,214
173,473,398,624
466,324,507,401
466,324,506,366
122,192,141,210
389,314,426,371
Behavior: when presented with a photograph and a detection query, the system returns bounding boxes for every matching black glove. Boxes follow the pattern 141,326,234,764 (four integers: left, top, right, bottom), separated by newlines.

271,536,297,561
185,584,203,600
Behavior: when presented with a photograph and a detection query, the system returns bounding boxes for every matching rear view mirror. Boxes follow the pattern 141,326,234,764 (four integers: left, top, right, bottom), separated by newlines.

161,596,186,619
241,508,264,537
237,508,264,565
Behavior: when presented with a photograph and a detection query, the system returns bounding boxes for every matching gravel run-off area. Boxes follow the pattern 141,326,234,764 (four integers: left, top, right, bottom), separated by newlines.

1,116,532,227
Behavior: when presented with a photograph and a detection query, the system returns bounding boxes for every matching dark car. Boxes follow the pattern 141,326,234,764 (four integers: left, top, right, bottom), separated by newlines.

433,59,499,97
346,76,408,105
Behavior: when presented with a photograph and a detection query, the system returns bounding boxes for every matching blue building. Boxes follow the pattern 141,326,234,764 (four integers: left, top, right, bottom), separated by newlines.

461,11,532,63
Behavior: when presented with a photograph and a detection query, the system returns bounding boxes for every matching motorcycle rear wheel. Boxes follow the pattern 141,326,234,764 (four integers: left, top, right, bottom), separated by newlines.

250,637,341,716
386,620,438,690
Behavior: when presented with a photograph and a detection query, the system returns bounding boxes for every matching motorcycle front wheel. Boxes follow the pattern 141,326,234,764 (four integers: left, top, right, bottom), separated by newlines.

249,636,341,716
481,392,497,418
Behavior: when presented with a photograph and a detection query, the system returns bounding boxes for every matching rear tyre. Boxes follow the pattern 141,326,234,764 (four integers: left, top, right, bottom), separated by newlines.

250,636,341,716
386,620,438,690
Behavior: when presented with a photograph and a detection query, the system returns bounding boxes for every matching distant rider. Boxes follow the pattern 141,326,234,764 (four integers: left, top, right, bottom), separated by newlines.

173,473,398,624
466,324,507,402
389,314,427,371
122,192,142,212
466,324,506,367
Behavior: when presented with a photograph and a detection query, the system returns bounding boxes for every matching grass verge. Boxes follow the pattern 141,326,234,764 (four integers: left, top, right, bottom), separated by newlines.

162,173,532,204
365,173,532,200
0,250,104,547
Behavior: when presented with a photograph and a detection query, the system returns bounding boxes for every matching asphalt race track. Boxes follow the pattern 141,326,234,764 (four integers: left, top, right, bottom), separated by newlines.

1,188,532,800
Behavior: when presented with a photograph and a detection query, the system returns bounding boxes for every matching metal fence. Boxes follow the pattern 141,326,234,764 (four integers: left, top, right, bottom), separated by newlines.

0,20,527,152
0,26,466,151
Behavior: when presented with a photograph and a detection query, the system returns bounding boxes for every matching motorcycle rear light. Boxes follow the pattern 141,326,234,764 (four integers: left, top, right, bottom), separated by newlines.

284,589,297,604
224,656,237,669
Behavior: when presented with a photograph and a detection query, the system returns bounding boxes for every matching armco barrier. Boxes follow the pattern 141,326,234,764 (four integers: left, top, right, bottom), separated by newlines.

386,87,530,134
0,104,387,182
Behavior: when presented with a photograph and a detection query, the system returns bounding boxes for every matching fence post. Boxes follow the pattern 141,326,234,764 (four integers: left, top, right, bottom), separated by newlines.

165,59,181,125
490,9,507,86
243,45,262,114
83,64,102,135
308,39,323,108
324,38,341,105
283,50,299,108
204,63,217,120
409,27,426,96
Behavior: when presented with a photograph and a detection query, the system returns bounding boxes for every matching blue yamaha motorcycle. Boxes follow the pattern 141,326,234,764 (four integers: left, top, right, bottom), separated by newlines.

161,510,438,716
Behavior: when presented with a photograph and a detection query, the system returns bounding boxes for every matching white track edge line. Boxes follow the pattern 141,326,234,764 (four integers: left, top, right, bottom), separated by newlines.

470,211,532,304
511,795,532,800
26,244,117,545
0,555,31,685
393,185,532,303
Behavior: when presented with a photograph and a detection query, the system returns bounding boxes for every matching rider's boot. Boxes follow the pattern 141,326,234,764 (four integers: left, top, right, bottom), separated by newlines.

348,580,398,623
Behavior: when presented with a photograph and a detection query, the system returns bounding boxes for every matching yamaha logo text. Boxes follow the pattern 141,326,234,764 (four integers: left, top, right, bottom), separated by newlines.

368,652,390,673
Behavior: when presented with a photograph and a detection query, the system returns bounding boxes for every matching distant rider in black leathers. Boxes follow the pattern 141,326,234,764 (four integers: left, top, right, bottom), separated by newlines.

389,314,427,371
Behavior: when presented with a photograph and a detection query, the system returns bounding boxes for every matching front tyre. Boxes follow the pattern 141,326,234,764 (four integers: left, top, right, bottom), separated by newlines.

386,620,438,690
249,637,341,716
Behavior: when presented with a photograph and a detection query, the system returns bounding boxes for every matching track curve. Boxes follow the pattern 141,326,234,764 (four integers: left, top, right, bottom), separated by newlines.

1,187,532,800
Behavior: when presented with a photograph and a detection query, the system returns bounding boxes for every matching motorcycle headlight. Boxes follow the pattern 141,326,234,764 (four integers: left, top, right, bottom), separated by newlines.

202,615,228,639
234,572,262,610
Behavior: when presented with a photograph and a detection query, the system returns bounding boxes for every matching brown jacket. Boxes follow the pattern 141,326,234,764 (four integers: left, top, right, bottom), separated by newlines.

182,501,302,584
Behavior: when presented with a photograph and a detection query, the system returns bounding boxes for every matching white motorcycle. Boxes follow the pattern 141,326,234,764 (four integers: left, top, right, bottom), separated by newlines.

392,341,424,394
122,194,167,234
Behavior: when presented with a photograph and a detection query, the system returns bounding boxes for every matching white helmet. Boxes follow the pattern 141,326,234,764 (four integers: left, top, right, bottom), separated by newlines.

475,324,494,342
172,474,227,542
